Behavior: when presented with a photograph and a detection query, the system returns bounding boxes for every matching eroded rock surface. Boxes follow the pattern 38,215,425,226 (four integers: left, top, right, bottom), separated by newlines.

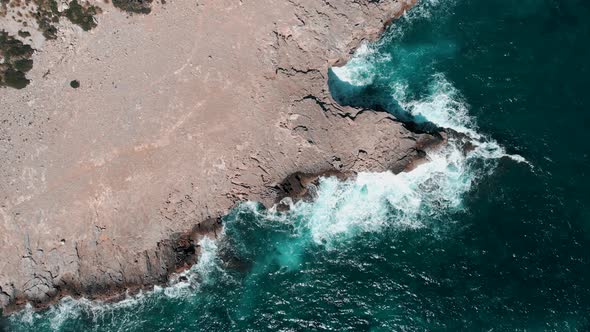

0,0,437,313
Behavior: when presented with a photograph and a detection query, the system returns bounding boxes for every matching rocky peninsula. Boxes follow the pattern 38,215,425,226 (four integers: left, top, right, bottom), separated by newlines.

0,0,442,314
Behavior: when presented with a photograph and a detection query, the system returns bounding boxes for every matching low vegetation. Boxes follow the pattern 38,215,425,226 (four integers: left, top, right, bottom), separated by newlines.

112,0,153,14
0,30,34,89
65,0,100,31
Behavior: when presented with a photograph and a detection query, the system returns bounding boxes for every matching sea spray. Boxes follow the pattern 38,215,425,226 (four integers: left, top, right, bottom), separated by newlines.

391,74,477,136
167,236,222,291
330,44,390,87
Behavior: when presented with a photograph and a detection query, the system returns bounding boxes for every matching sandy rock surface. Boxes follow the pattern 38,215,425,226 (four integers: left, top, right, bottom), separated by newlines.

0,0,435,312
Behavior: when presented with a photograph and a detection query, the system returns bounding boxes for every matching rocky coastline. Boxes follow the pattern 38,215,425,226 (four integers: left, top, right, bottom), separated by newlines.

0,0,445,315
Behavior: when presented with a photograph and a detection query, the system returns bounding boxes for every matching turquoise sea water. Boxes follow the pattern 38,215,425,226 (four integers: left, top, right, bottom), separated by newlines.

3,0,590,330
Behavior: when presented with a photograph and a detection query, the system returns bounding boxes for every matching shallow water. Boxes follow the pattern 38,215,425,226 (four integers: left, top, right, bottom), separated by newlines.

4,0,590,330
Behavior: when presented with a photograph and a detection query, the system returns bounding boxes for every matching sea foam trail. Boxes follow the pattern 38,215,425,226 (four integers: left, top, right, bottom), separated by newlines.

392,74,529,165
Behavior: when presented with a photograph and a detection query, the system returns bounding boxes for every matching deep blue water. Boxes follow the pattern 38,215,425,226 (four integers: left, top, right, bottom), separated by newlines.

3,0,590,330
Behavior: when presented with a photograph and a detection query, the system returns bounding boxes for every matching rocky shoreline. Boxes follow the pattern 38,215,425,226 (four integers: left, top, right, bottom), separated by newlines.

0,0,444,315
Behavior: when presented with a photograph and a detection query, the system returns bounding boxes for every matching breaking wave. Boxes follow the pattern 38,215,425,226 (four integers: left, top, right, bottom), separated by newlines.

330,44,390,87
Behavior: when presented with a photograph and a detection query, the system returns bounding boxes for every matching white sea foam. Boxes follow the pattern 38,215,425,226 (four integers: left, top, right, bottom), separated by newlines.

283,140,471,247
233,136,485,250
330,43,390,86
156,238,223,301
393,74,529,166
13,294,148,331
392,74,479,137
